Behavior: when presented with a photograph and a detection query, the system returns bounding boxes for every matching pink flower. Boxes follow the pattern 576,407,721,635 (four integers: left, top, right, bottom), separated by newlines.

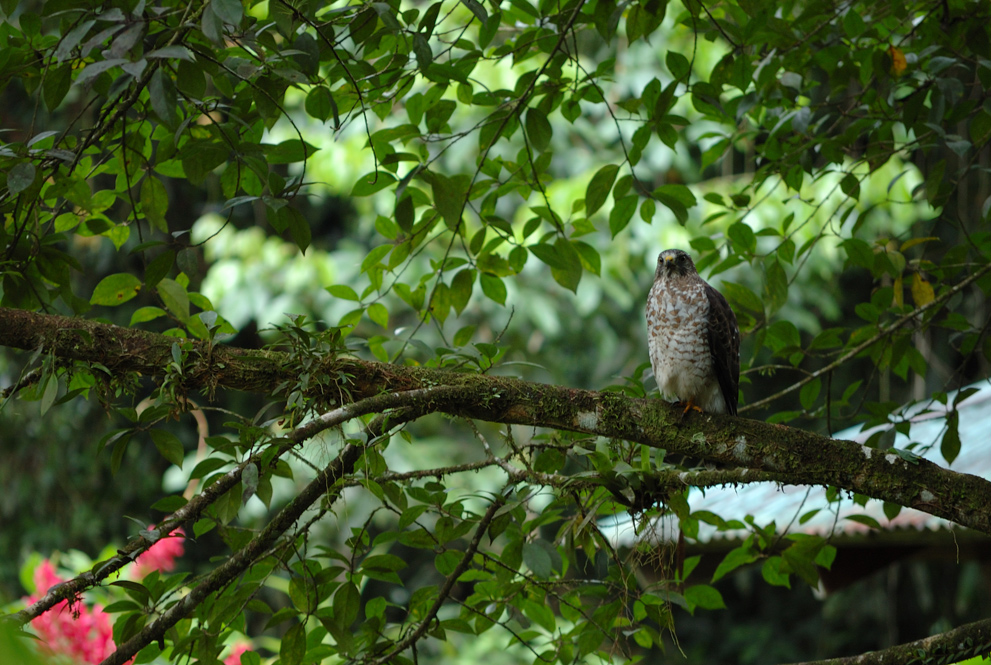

224,641,253,665
23,528,187,665
132,525,185,578
25,560,120,664
33,559,62,592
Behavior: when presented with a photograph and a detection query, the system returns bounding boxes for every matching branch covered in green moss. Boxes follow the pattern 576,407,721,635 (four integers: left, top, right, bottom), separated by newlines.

2,306,990,536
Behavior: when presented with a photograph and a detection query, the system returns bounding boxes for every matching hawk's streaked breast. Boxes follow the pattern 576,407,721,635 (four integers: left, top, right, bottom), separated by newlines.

646,249,740,415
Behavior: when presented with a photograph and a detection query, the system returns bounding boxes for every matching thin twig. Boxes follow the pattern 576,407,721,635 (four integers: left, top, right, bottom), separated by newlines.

742,260,991,412
366,492,508,665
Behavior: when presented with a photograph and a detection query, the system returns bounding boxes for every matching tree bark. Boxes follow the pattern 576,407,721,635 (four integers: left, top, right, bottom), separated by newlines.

787,615,991,665
3,306,991,534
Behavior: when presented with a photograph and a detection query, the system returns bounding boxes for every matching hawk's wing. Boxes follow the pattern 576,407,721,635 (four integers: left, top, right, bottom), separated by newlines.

704,284,740,415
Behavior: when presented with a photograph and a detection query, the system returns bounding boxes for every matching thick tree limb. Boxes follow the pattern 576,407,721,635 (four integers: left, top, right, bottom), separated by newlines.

787,615,991,665
2,306,991,536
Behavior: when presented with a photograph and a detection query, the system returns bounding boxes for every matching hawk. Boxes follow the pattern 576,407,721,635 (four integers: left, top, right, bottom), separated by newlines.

646,249,740,415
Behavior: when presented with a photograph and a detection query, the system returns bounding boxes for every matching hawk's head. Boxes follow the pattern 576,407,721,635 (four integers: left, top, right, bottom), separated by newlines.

654,249,697,280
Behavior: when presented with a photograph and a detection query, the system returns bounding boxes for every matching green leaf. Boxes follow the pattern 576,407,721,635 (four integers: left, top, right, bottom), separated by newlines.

140,176,169,233
279,206,311,253
176,59,206,98
585,164,619,216
609,195,638,237
212,0,244,26
523,598,556,632
842,8,866,37
130,306,167,325
146,45,195,61
844,514,882,530
654,183,696,208
435,550,461,576
799,378,820,411
640,198,656,223
430,173,470,229
453,325,476,346
327,284,360,301
216,482,243,524
361,245,392,272
109,433,132,475
841,238,875,271
711,545,756,582
157,278,190,322
666,50,690,79
459,0,488,22
75,59,126,86
190,457,228,480
727,221,756,255
479,273,506,305
780,536,828,587
179,140,228,185
148,69,178,129
653,184,695,224
150,429,185,468
762,258,788,315
479,12,499,48
151,495,188,512
529,242,565,270
924,159,946,206
264,140,319,164
816,544,837,569
840,173,860,199
305,86,338,123
573,241,601,275
530,239,583,292
289,576,317,614
367,302,389,328
43,65,72,111
522,542,552,579
8,162,37,195
430,283,451,322
91,273,142,306
970,110,991,147
761,557,791,588
280,623,306,665
363,554,408,574
450,268,473,313
684,584,725,611
333,582,360,627
40,376,58,416
720,281,763,314
525,108,552,152
396,194,414,233
941,411,961,464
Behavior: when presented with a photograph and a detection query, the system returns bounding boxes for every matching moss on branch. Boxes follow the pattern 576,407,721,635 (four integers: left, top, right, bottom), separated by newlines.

2,306,991,535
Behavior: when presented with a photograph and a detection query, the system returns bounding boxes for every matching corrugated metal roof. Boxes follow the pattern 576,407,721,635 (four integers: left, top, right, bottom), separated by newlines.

603,379,991,548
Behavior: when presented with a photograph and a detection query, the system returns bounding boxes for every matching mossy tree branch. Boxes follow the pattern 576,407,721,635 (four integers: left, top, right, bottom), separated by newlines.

787,614,991,665
2,305,991,537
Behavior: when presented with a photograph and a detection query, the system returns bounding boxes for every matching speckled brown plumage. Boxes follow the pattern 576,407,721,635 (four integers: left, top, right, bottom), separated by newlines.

646,249,740,415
